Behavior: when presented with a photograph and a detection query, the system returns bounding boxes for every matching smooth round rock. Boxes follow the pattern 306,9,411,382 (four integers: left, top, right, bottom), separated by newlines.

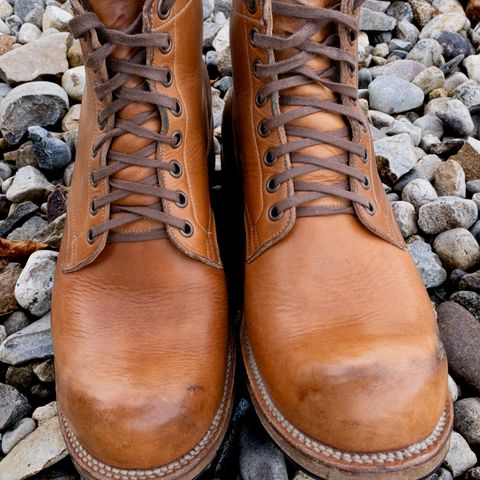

433,228,480,270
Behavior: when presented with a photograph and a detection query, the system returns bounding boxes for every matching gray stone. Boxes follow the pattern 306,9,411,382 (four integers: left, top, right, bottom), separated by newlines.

445,72,470,92
467,180,480,194
433,228,480,270
42,4,71,30
0,313,53,365
32,401,56,425
0,383,30,430
441,54,465,75
414,115,444,138
454,398,480,446
374,133,417,183
435,99,475,136
392,201,418,238
0,32,69,84
381,119,422,146
359,7,396,31
368,75,424,114
6,14,23,35
368,110,394,129
29,126,71,170
33,358,55,382
407,240,447,288
14,0,44,21
23,5,44,29
0,201,38,237
450,291,480,320
3,311,30,336
212,22,230,75
386,1,412,22
0,161,11,180
407,38,444,67
431,30,474,60
464,55,480,83
401,178,438,208
434,159,466,197
412,66,445,94
0,81,68,144
370,59,425,81
14,250,58,317
396,20,420,44
0,416,68,480
444,431,477,478
414,154,442,180
1,417,36,454
7,216,48,241
6,166,54,203
420,12,467,39
454,82,480,108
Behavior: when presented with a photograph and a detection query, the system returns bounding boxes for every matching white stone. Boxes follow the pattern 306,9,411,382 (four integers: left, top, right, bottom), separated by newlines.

42,4,72,31
61,65,85,101
443,431,477,478
17,22,41,43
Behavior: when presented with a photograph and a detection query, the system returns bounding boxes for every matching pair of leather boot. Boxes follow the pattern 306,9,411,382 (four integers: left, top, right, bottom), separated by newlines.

51,0,453,479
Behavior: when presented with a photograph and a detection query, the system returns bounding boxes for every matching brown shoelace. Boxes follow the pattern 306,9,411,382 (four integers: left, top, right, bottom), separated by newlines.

250,0,374,219
70,0,193,243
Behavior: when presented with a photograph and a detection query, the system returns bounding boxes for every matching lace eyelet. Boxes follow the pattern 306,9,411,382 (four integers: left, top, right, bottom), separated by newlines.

90,172,99,188
172,131,183,149
264,150,276,166
157,0,171,19
365,202,376,216
362,176,371,190
90,144,99,157
172,99,182,117
163,67,173,87
89,200,98,216
268,205,283,221
256,92,267,108
348,29,357,45
87,229,96,244
180,221,194,237
252,59,262,78
170,160,182,178
362,149,369,164
347,63,356,77
266,177,280,193
176,191,188,208
160,33,172,54
247,0,258,14
96,115,105,131
249,28,258,46
258,120,271,138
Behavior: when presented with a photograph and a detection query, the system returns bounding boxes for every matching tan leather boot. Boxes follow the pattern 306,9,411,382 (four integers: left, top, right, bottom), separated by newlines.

51,1,234,479
225,0,453,478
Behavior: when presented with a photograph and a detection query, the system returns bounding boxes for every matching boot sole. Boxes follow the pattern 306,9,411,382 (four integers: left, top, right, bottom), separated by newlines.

241,327,453,480
59,338,236,480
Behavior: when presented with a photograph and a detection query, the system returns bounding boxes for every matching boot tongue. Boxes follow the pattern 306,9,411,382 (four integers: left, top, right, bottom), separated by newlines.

271,0,352,211
87,0,164,234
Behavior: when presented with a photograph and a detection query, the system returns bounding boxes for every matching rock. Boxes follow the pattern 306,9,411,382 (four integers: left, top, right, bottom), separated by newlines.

459,268,480,291
385,1,413,22
441,54,466,75
431,30,474,60
412,66,445,94
450,290,480,319
42,4,71,30
381,118,422,146
396,20,420,44
212,22,230,75
434,159,466,197
374,133,418,183
0,81,69,145
0,313,53,365
28,127,71,171
3,311,30,336
368,75,424,114
370,59,425,82
443,431,477,478
450,138,480,181
0,264,22,315
464,55,480,83
293,473,315,480
449,375,460,402
0,201,38,237
407,38,444,67
17,21,40,43
420,12,467,39
1,417,36,455
5,364,35,393
0,0,13,19
0,383,30,430
6,166,54,203
66,39,82,67
454,82,480,108
433,228,480,270
435,99,475,136
445,72,470,92
392,201,418,238
61,103,80,131
410,0,435,26
414,115,444,138
46,188,66,221
454,398,480,446
14,0,44,21
407,240,447,288
468,180,480,194
4,141,37,169
0,35,14,55
415,154,442,180
7,216,48,241
61,66,85,101
6,14,23,35
33,358,55,382
32,213,64,249
239,423,288,480
14,251,57,317
23,5,43,29
360,7,396,30
32,401,56,424
0,32,69,84
466,467,480,479
402,178,438,208
0,161,12,180
0,416,68,480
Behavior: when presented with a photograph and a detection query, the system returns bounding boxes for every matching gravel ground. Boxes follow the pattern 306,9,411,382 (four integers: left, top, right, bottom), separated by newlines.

1,0,480,478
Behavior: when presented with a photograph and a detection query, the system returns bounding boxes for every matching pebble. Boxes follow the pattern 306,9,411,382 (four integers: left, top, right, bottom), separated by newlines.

0,312,53,365
464,55,480,83
1,417,36,454
415,154,442,180
454,398,480,445
14,0,44,21
61,66,85,101
407,38,444,67
0,0,13,19
0,383,30,430
212,22,230,75
414,115,444,138
407,240,447,288
0,81,68,144
17,21,40,43
432,30,474,60
33,357,54,382
392,201,418,238
402,178,438,209
6,14,23,35
0,264,22,316
444,72,469,92
41,4,70,30
0,201,38,237
7,215,48,241
385,1,413,22
410,0,434,26
374,133,418,182
435,99,475,136
368,75,424,114
443,431,477,478
450,138,480,182
61,103,80,131
449,375,460,402
454,82,480,109
381,118,422,146
450,291,480,320
412,66,445,94
6,166,54,203
32,401,56,425
396,20,420,44
433,228,480,270
29,126,71,170
0,416,68,480
0,32,69,84
369,59,425,81
3,311,30,336
434,159,466,197
14,250,57,317
420,12,467,39
359,7,396,31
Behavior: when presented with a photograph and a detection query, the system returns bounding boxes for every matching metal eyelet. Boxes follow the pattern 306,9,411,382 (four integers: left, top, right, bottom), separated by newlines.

96,115,105,131
180,221,194,237
90,143,99,157
89,200,98,215
170,160,182,178
362,149,369,164
348,29,357,45
266,177,280,193
160,33,172,54
172,99,182,117
258,120,271,138
172,131,183,149
252,59,262,78
362,176,371,190
365,202,376,216
176,191,188,208
90,172,98,187
249,28,258,46
247,0,258,14
347,63,356,77
263,150,276,166
268,205,283,221
157,0,171,19
256,92,267,108
163,67,173,87
87,229,96,244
